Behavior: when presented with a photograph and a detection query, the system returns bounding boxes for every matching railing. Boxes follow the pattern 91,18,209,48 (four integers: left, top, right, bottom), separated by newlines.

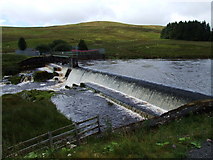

4,115,101,158
51,50,104,58
51,51,77,58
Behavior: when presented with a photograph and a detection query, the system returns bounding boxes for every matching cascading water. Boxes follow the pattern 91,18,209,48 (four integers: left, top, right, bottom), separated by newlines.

0,64,69,96
66,67,212,111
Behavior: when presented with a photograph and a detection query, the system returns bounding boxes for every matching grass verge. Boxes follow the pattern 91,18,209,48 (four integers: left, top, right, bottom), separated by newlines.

2,53,29,77
39,111,212,158
2,90,71,148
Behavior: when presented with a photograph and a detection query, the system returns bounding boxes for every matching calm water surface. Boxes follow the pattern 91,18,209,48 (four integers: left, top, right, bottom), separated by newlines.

82,59,212,96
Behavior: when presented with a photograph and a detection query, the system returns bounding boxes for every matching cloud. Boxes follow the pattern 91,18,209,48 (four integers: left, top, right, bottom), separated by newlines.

0,0,211,27
168,1,211,23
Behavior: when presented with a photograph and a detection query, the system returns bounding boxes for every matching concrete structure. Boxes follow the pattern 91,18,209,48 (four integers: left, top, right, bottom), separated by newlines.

16,48,40,56
71,48,105,55
66,67,212,112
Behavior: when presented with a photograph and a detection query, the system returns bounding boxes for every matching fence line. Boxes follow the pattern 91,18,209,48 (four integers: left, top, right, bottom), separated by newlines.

4,115,101,158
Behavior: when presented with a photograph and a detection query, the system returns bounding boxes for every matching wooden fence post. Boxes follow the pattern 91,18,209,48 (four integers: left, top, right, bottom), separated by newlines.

97,115,101,133
67,136,72,145
74,123,80,146
48,131,53,149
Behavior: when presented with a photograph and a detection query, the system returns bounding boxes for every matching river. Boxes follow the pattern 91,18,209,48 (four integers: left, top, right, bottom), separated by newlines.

81,59,212,96
1,59,211,128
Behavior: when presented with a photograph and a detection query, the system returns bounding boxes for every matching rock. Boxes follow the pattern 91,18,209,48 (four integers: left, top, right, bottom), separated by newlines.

65,85,71,89
187,141,213,159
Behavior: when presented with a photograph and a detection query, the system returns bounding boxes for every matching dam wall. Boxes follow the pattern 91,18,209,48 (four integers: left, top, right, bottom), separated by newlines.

66,67,212,111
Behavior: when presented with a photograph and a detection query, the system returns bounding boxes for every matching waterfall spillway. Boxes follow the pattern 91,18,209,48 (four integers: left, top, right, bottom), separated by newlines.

66,67,212,111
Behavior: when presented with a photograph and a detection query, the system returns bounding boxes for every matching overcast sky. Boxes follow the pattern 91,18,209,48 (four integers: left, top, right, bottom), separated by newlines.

0,0,212,27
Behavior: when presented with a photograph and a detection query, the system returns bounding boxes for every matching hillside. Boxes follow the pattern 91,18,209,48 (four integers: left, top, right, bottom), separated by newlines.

2,21,211,59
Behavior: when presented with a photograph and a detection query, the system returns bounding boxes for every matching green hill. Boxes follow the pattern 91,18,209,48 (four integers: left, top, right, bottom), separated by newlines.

2,21,211,59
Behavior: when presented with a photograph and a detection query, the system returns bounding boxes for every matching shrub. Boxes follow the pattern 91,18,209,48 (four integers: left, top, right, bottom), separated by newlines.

33,71,54,82
47,39,72,52
53,43,71,52
8,75,22,84
35,44,50,54
49,40,67,50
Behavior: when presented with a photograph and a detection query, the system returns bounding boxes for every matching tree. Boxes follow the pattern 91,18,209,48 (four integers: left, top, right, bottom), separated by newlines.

78,40,88,50
18,37,27,50
49,39,70,51
35,44,50,54
54,43,71,51
49,40,67,48
160,20,211,41
210,30,213,41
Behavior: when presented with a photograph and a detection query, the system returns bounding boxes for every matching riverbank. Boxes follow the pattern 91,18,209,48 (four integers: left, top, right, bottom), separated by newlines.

1,79,144,153
2,90,71,149
2,54,212,158
2,53,29,77
23,100,213,158
2,65,212,158
67,111,212,159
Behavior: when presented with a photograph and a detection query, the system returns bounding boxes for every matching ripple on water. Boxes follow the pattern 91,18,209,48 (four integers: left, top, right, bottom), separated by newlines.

51,88,144,129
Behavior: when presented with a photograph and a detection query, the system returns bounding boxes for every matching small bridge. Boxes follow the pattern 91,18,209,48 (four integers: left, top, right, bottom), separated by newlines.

52,50,105,67
19,51,105,69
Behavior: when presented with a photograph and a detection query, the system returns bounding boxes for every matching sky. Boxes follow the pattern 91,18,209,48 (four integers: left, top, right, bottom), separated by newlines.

0,0,212,27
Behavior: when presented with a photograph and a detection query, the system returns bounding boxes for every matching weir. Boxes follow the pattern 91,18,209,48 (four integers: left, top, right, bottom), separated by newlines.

66,67,212,111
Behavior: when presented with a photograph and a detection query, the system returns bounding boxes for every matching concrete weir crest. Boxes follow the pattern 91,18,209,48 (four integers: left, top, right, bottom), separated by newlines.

66,67,212,112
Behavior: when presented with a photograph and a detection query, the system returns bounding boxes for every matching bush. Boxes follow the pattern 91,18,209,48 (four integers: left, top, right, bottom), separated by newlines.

53,43,71,52
33,71,54,82
49,40,68,49
35,44,50,54
36,39,72,53
8,75,22,84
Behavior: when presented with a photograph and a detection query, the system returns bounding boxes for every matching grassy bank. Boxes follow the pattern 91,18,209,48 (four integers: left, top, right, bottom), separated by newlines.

2,53,29,76
2,88,212,158
2,21,212,59
2,90,71,148
41,112,212,158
